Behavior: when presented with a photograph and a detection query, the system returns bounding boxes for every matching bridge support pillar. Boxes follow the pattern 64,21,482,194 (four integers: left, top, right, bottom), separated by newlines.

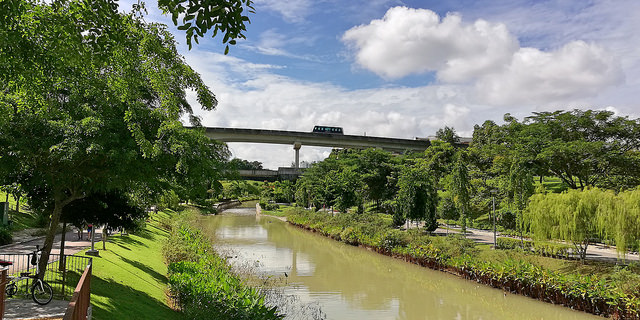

293,142,302,169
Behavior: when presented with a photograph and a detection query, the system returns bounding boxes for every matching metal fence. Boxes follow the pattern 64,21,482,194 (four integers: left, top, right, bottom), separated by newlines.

0,252,92,300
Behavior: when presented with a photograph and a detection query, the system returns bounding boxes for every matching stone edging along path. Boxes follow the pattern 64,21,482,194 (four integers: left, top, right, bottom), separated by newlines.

283,220,639,320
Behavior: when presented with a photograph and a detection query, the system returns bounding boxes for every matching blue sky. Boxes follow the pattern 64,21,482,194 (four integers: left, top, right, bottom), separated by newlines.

128,0,640,169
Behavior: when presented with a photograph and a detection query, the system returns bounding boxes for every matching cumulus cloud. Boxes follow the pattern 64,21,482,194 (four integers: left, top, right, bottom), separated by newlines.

342,6,624,107
342,7,518,81
476,40,624,106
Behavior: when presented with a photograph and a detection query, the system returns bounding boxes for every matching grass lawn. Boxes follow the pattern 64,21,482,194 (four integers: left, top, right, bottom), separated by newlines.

261,204,293,217
81,211,180,320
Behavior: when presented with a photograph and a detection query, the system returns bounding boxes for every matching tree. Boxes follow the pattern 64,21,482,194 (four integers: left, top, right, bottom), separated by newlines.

354,149,394,209
470,111,640,191
419,140,457,182
62,191,146,231
502,156,535,242
514,111,639,190
525,188,604,261
451,152,471,234
229,158,263,170
436,126,460,145
331,167,364,213
157,0,255,52
596,188,640,258
396,165,438,231
0,0,226,278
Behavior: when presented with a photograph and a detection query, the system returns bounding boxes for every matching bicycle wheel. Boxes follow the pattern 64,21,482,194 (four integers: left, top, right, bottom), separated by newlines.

6,283,17,297
31,280,53,305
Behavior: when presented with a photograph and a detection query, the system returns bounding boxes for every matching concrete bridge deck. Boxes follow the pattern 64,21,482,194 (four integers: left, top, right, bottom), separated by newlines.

201,127,431,153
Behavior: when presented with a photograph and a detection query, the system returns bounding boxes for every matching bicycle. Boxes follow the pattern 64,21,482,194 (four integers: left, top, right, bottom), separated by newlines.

0,246,53,305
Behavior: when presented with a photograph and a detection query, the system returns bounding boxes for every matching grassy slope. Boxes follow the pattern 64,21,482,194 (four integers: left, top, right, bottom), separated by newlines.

0,191,41,231
84,211,180,320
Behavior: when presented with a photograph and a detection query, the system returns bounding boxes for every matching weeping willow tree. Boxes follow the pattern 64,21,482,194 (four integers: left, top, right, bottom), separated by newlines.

525,188,602,261
597,189,640,258
526,188,640,261
507,158,535,244
397,165,438,231
451,153,471,235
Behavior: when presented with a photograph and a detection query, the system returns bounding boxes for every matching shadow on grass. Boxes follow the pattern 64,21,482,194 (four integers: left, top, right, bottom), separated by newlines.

117,254,168,285
91,275,180,320
108,235,147,249
146,224,170,237
133,228,157,241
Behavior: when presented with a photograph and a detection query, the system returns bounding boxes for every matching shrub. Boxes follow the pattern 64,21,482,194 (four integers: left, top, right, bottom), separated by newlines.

265,203,280,211
496,237,572,259
496,237,530,251
379,229,409,252
258,200,279,211
430,234,477,260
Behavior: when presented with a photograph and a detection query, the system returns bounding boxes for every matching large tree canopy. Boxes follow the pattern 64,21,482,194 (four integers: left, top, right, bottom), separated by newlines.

472,110,640,191
0,0,227,277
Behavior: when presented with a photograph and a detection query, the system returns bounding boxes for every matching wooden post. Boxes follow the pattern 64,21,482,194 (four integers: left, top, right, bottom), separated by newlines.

63,264,92,320
1,268,7,320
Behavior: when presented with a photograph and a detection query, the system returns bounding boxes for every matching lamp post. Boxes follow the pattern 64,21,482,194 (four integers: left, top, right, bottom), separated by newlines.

491,189,497,249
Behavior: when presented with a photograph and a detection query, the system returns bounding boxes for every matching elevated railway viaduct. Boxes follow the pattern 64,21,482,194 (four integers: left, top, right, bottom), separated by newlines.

201,127,432,169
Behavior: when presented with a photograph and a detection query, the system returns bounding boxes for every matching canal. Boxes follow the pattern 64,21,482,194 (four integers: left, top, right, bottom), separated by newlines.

199,208,601,320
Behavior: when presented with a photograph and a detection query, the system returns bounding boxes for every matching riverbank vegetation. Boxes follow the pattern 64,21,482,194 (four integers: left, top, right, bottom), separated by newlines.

285,207,640,318
161,207,282,320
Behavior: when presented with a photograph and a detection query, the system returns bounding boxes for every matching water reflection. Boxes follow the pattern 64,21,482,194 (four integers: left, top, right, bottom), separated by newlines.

200,210,602,320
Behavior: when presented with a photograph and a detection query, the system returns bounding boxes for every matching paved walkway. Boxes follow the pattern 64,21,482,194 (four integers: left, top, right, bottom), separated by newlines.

1,229,98,320
435,224,639,262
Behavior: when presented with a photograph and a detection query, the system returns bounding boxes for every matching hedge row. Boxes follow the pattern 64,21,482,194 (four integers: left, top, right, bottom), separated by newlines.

496,237,573,259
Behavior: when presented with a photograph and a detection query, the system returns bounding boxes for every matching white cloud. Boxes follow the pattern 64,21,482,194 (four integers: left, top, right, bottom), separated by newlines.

342,6,624,108
476,40,624,106
255,0,312,23
244,29,321,61
342,7,519,81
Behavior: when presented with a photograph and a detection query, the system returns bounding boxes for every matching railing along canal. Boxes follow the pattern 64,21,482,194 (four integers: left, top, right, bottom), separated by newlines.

0,253,92,300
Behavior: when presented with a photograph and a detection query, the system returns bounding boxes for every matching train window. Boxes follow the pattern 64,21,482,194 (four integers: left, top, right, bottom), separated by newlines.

313,126,343,134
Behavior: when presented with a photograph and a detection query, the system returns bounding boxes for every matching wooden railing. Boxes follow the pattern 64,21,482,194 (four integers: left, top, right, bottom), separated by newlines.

0,268,7,320
63,263,92,320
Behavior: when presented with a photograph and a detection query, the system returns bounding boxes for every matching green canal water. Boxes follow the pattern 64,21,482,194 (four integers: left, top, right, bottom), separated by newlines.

200,208,602,320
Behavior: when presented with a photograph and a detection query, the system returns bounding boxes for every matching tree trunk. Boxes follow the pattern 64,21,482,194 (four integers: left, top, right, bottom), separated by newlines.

15,194,20,214
59,222,66,271
102,224,108,250
38,201,64,280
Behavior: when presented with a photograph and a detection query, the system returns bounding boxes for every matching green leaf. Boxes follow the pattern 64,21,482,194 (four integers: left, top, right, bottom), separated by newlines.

177,22,191,31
